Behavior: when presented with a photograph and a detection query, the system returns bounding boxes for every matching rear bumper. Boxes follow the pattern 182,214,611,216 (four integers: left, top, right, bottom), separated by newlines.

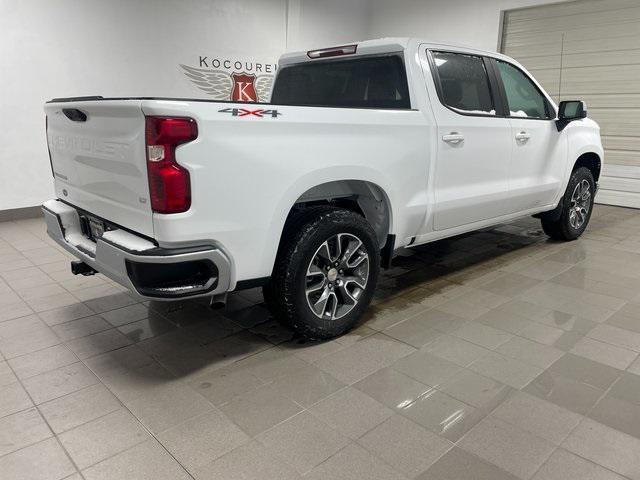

42,200,231,300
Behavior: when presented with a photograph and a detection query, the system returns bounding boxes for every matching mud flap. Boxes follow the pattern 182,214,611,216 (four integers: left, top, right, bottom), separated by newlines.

533,199,564,222
380,234,395,269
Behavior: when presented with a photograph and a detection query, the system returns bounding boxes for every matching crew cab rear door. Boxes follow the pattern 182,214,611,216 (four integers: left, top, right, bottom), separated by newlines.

426,49,512,231
45,99,154,237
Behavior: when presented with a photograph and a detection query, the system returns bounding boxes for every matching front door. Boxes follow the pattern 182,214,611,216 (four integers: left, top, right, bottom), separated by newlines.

492,59,566,213
428,50,513,231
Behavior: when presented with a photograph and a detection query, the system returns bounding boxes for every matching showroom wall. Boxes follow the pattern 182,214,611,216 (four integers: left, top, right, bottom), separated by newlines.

286,0,371,51
0,0,369,211
0,0,568,211
0,0,282,210
368,0,567,52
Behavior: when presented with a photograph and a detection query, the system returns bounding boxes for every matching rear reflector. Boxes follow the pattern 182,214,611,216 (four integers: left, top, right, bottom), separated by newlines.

145,116,197,214
307,44,357,59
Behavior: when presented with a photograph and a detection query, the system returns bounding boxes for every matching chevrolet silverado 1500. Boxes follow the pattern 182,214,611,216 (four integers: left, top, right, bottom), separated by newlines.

43,38,603,339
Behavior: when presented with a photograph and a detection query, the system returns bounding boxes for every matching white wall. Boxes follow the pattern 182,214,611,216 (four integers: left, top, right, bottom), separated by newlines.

286,0,371,51
368,0,568,52
0,0,287,210
0,0,367,210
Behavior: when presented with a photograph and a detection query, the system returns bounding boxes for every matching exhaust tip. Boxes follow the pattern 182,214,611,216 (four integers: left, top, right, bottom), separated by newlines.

209,293,228,309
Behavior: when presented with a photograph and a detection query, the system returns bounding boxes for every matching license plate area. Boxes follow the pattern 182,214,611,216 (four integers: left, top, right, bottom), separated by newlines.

79,214,112,242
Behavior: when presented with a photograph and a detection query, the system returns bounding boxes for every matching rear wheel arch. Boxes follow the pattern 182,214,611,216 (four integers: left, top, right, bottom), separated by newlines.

283,180,393,250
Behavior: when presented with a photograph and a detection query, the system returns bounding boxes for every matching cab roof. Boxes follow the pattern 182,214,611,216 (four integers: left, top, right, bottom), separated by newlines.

278,37,513,66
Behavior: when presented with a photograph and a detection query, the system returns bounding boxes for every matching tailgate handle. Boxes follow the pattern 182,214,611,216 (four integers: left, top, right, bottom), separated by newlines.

63,108,87,122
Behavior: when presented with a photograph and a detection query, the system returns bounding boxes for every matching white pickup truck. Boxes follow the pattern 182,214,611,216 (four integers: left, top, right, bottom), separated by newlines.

43,38,603,339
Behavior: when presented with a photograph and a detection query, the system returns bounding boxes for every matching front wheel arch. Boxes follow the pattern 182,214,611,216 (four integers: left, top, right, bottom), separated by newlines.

573,152,601,183
539,151,601,222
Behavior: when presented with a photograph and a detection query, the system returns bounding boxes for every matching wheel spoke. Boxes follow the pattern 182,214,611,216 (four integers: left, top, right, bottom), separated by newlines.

338,282,357,305
569,210,577,228
316,241,332,264
306,278,326,296
313,287,331,317
341,238,363,266
579,207,587,223
306,262,326,296
332,235,345,263
348,251,367,269
307,263,324,277
343,275,366,290
572,182,582,203
328,292,339,319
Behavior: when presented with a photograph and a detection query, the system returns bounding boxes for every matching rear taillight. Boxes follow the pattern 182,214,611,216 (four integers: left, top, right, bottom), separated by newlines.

145,116,197,214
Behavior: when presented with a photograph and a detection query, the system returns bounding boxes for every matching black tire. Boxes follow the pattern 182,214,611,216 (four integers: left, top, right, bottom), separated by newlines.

541,167,595,241
264,206,380,339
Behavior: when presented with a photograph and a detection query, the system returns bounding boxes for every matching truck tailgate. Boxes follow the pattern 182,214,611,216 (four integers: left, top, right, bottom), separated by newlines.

45,100,153,237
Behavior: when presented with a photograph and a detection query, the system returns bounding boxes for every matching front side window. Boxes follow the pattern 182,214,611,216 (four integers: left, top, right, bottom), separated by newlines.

271,55,410,109
496,61,551,119
431,51,496,115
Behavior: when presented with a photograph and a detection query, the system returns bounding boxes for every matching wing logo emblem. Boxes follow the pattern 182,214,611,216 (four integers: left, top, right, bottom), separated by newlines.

179,64,273,103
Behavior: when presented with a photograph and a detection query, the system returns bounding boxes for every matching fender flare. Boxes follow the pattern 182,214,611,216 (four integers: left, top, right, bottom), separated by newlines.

261,167,396,275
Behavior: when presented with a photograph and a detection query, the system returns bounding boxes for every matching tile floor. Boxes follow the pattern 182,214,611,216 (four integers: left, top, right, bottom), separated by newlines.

1,205,640,480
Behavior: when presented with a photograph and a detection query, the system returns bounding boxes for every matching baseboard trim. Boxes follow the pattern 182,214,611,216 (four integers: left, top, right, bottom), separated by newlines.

0,206,43,222
596,189,640,209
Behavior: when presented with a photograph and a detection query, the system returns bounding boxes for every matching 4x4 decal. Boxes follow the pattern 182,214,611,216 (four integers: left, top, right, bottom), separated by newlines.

218,107,281,118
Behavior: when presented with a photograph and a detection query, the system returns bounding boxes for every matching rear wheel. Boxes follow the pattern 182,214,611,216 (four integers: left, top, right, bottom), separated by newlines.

264,206,380,339
541,167,595,241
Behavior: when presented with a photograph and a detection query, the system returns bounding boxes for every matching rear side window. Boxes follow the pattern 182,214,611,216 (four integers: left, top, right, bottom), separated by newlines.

271,55,410,109
496,61,552,119
431,51,496,115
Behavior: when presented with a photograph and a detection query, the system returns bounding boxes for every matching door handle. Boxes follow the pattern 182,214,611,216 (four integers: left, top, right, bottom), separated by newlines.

515,131,531,142
442,133,464,145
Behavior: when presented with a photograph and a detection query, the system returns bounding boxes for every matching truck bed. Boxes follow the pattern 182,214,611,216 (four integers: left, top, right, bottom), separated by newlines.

45,95,429,282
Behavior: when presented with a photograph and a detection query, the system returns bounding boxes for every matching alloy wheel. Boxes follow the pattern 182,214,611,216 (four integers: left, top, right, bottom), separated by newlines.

569,179,591,229
305,233,370,320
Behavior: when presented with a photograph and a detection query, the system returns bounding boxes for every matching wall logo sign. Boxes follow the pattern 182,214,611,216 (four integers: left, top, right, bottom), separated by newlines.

180,56,277,103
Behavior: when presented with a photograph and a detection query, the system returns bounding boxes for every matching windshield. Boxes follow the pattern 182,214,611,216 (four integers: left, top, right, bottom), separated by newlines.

271,54,410,109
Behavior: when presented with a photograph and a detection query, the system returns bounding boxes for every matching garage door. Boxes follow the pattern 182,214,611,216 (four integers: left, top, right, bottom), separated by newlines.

500,0,640,208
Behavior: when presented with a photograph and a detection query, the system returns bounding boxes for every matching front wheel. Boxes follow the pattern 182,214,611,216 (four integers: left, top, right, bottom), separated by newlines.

264,206,380,339
541,166,595,241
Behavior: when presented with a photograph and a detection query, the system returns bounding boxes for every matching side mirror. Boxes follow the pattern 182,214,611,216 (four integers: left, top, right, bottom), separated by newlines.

556,100,587,131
